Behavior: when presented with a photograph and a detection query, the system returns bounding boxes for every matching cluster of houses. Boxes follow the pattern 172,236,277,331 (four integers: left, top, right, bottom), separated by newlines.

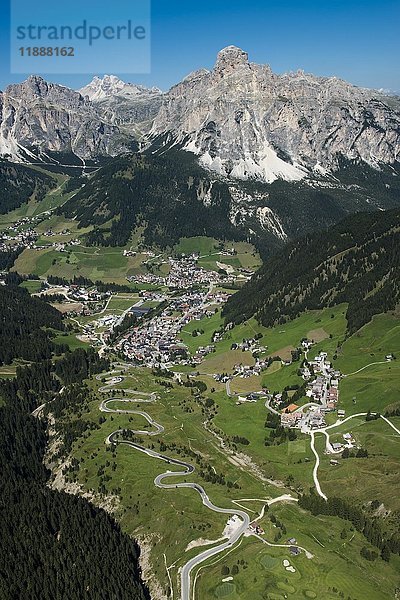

279,344,343,430
128,256,234,290
232,358,269,379
0,213,81,255
67,286,109,304
192,345,216,364
0,227,38,251
128,272,164,286
117,288,222,367
165,257,231,289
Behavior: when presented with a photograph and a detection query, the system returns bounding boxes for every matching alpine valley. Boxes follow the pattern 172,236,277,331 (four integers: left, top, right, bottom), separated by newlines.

1,46,400,600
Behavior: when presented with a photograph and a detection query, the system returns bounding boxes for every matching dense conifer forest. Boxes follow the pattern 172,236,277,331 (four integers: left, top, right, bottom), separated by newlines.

0,284,67,365
0,159,56,213
0,348,149,600
223,208,400,333
59,151,245,248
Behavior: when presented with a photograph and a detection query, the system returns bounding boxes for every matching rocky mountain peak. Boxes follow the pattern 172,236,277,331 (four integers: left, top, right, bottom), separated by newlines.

214,45,250,75
79,75,162,102
151,46,400,182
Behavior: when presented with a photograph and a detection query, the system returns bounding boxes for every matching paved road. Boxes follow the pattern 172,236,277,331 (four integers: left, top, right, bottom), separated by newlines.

309,431,328,501
100,399,164,435
99,371,250,600
264,395,280,415
309,412,400,501
97,371,157,402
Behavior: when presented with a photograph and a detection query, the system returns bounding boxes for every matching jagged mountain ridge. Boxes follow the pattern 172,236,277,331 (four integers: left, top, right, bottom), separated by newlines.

0,47,399,184
151,46,400,182
0,76,132,162
79,76,163,135
223,207,400,333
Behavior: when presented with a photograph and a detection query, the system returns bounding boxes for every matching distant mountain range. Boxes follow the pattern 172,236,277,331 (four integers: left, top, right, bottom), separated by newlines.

223,208,400,332
1,46,399,180
1,47,400,250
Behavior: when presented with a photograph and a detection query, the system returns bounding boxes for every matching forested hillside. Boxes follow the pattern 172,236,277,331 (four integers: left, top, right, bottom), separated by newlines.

59,150,242,248
223,208,400,333
58,147,400,254
0,284,67,364
0,350,149,600
0,159,56,213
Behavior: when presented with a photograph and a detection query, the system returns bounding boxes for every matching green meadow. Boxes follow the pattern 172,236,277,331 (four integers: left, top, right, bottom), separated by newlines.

196,503,400,600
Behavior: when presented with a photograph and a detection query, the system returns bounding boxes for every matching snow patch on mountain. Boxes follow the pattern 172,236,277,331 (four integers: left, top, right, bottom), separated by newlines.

79,75,161,102
151,45,400,184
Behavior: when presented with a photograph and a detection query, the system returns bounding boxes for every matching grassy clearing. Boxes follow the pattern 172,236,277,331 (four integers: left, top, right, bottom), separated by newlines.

196,503,400,600
317,416,400,512
20,280,43,293
69,367,284,594
52,332,89,350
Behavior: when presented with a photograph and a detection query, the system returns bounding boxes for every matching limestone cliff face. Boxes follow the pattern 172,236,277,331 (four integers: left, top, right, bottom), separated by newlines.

0,76,128,161
1,47,399,183
79,75,163,134
151,46,400,182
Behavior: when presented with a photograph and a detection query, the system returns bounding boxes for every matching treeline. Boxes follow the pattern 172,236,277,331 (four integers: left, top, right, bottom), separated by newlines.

0,348,149,599
223,208,400,333
47,274,136,293
0,159,56,214
0,284,66,365
0,349,107,414
54,347,109,386
299,493,398,562
0,246,24,271
59,150,244,248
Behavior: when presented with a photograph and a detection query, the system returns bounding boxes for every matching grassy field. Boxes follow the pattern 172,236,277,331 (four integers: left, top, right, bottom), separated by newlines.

68,367,285,595
316,416,400,512
106,294,140,312
335,313,400,375
196,503,400,600
334,313,400,415
13,245,150,284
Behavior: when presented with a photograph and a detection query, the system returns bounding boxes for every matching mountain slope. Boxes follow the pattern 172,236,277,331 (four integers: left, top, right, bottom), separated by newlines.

58,142,400,253
0,159,56,213
80,75,163,135
151,46,400,182
59,149,242,248
0,76,131,162
223,208,400,333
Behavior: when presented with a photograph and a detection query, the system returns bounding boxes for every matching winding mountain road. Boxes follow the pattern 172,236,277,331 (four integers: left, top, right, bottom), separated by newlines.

99,369,250,600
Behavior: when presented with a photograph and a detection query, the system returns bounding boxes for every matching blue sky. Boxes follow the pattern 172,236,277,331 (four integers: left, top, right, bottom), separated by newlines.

1,0,399,92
